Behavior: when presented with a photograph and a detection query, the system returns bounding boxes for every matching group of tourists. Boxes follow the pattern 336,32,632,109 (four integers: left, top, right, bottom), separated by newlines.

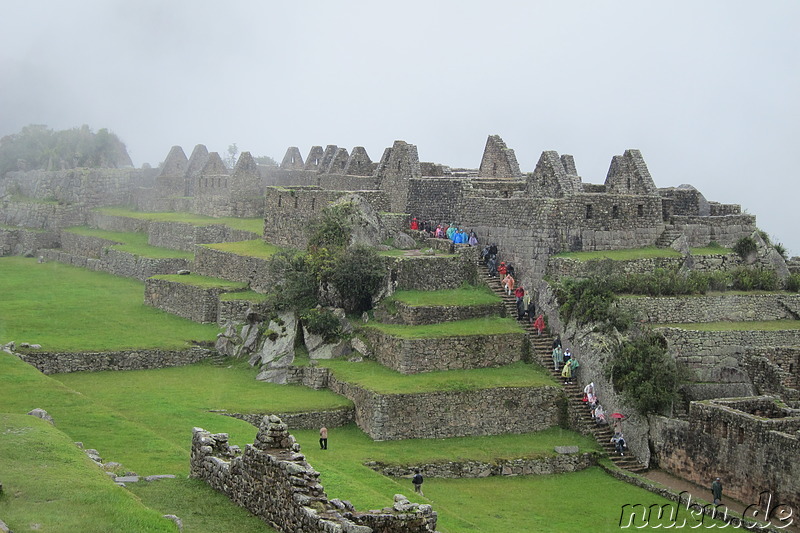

551,335,579,384
409,218,479,246
583,381,626,456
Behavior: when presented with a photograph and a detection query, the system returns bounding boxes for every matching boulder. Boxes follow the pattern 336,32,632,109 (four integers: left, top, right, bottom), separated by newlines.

27,408,54,425
309,339,352,360
329,194,385,248
252,312,297,367
393,231,418,250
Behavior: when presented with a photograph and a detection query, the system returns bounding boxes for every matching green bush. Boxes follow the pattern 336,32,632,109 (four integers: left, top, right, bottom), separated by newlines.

787,273,800,293
733,236,757,260
730,267,778,291
301,308,342,342
606,333,681,416
307,203,356,249
329,245,386,314
266,250,318,311
555,277,631,332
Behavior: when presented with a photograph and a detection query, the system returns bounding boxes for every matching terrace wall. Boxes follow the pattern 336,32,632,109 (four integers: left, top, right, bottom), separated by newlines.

16,347,213,374
387,253,478,291
0,227,59,256
147,222,260,252
618,294,800,324
328,375,562,440
41,247,190,281
0,201,86,229
363,328,527,374
224,407,355,430
671,214,756,247
194,245,275,292
546,253,741,280
373,300,505,325
144,277,247,323
373,453,597,479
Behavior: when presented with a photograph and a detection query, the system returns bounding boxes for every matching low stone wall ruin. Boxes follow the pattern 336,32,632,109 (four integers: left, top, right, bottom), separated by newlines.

148,221,260,252
41,248,190,281
15,347,213,374
363,328,527,374
0,227,59,256
618,293,800,324
191,417,438,533
387,254,478,291
224,407,355,430
0,201,87,230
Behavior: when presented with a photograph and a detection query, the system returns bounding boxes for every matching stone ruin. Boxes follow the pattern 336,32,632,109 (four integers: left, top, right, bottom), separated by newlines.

191,415,438,533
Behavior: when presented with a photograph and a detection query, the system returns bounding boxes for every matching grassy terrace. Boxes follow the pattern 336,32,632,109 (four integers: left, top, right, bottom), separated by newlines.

201,239,281,259
219,289,270,302
94,207,264,234
388,285,500,307
553,244,733,261
65,226,194,259
0,257,218,351
150,273,248,291
314,359,557,393
657,320,800,331
364,316,523,338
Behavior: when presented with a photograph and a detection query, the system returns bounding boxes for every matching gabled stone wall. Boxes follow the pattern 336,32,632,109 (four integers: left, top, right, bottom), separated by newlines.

190,417,438,533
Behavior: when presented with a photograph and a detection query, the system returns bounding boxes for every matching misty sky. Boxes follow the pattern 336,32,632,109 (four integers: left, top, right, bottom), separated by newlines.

2,1,798,255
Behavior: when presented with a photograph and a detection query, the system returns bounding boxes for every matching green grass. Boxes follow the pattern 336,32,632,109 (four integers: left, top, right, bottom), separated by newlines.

219,289,270,302
657,320,800,331
94,207,264,234
0,257,219,351
364,316,524,338
0,413,177,533
65,226,194,259
553,246,681,261
389,285,500,307
150,273,249,290
315,359,557,393
201,239,281,259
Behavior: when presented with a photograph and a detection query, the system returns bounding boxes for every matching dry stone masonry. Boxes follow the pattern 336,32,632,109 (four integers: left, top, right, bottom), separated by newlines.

191,416,439,533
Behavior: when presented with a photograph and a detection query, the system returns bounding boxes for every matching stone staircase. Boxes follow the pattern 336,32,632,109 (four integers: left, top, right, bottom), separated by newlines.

655,225,683,248
477,260,648,473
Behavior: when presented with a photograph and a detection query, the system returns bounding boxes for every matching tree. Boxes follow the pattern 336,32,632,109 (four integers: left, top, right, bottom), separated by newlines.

226,143,239,169
253,155,278,166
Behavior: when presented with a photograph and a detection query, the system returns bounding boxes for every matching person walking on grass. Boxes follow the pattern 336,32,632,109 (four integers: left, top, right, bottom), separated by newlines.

319,426,328,450
412,470,424,496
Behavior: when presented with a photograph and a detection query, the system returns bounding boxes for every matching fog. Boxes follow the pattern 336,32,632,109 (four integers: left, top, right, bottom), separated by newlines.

2,0,798,255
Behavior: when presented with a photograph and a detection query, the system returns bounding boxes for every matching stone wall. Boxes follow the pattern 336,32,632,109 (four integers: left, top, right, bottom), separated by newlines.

546,253,742,280
0,201,87,229
194,245,275,292
672,214,756,247
88,211,150,233
147,221,260,252
0,227,59,256
191,418,438,533
660,327,800,360
363,328,527,374
372,453,596,479
387,254,478,292
373,300,505,325
144,277,248,323
5,168,148,207
16,347,213,374
328,374,563,440
651,398,800,509
224,407,355,430
41,248,190,281
617,293,800,324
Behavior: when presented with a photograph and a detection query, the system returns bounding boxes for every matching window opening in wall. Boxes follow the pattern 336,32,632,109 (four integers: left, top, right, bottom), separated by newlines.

311,198,316,210
585,204,593,219
492,162,498,176
637,204,644,217
294,197,299,208
737,427,745,444
627,177,631,190
612,205,619,219
397,160,401,171
224,178,227,188
278,196,282,207
314,158,319,165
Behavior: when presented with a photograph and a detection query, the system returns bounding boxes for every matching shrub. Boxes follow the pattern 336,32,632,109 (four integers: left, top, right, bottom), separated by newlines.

787,273,800,293
606,333,681,416
730,267,778,291
301,308,342,342
555,277,630,332
307,203,356,249
266,250,318,311
329,245,386,314
774,243,788,260
733,236,757,260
